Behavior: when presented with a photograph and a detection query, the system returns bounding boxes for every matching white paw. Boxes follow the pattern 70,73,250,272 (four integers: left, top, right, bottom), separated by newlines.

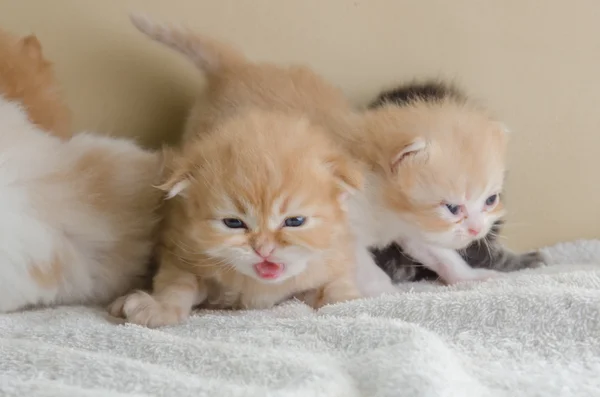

109,291,188,328
107,294,129,318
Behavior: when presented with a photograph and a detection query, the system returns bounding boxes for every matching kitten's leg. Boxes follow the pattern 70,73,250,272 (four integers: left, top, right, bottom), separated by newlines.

315,274,362,308
108,264,207,328
461,238,546,272
355,246,398,297
401,240,501,285
489,249,546,272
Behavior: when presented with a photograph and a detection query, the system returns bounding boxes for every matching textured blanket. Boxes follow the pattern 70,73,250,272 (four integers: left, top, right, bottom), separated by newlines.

1,240,599,397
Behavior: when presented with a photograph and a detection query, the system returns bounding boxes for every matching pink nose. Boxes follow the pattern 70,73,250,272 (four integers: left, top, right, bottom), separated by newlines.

468,228,480,236
254,246,274,258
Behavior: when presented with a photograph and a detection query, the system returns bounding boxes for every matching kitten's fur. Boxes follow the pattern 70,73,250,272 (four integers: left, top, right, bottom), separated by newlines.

109,110,363,327
369,81,545,282
128,15,509,297
0,32,163,312
0,29,71,139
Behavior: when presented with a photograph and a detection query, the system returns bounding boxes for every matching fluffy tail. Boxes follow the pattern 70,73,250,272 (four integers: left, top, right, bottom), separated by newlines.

129,13,246,73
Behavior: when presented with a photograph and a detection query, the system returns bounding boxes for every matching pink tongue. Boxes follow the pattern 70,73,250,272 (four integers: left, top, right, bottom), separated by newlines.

254,261,283,279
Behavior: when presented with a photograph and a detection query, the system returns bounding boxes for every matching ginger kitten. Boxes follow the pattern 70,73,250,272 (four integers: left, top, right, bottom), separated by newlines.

369,81,545,283
0,29,71,139
129,15,508,296
0,32,163,312
109,110,363,327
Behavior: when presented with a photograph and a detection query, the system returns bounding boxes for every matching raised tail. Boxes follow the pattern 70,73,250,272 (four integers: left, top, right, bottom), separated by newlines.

129,13,246,73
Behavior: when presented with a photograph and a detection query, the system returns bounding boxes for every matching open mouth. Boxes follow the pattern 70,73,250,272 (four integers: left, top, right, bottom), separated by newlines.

253,261,284,280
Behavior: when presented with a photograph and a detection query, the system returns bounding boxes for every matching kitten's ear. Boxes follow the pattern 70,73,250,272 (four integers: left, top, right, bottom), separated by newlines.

391,137,428,172
326,153,364,194
19,35,43,62
155,146,191,199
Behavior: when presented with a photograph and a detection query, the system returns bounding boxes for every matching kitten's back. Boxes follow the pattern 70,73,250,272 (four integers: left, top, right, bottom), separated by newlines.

128,14,353,140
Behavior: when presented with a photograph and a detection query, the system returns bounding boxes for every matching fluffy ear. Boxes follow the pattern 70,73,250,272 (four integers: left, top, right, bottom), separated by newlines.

155,146,191,199
325,153,364,194
19,35,43,62
391,137,428,171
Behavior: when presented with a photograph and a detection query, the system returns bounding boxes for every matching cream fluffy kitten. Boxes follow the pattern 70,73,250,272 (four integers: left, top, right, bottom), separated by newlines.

130,15,508,296
0,31,163,312
109,110,363,327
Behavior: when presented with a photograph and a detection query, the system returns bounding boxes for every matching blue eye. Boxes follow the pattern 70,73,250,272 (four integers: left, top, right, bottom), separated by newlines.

485,194,498,206
284,216,306,227
445,204,461,215
222,218,247,229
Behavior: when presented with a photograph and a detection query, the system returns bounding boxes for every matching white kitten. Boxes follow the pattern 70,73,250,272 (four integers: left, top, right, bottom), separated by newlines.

0,96,163,312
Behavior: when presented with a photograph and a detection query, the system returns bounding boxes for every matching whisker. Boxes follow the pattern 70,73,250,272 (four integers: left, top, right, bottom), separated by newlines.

482,236,493,261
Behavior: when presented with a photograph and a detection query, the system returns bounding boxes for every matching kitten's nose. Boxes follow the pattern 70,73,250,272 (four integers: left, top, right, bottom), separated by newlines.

254,244,274,258
468,227,480,236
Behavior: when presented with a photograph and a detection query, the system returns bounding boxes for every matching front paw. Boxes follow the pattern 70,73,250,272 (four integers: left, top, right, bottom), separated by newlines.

109,291,189,328
519,251,547,269
107,294,129,318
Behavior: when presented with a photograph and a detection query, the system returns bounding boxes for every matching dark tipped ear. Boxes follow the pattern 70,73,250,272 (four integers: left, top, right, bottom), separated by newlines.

155,146,191,199
326,153,364,194
391,137,427,172
19,35,43,61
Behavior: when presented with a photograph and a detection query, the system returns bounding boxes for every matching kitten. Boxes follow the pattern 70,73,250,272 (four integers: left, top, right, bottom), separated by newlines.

128,15,508,297
368,81,545,283
109,110,363,327
0,32,163,312
0,29,71,139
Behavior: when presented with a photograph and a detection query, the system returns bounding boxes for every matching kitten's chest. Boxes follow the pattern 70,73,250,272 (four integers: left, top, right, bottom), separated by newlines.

206,276,299,310
348,190,414,247
207,264,332,310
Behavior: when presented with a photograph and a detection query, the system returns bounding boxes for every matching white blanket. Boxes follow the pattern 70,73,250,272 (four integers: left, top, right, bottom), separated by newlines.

1,240,599,397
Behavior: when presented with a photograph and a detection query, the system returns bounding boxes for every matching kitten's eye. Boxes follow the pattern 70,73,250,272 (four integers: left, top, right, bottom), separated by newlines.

444,203,462,215
283,216,306,227
222,218,247,229
485,194,498,206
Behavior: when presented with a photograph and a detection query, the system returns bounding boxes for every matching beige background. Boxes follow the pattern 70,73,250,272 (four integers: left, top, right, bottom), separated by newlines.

0,0,598,252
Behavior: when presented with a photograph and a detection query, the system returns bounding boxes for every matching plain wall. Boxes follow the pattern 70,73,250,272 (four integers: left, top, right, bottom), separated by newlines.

0,0,598,252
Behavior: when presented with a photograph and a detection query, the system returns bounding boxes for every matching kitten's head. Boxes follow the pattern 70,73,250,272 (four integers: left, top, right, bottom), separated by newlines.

0,29,71,137
161,110,362,283
363,99,507,249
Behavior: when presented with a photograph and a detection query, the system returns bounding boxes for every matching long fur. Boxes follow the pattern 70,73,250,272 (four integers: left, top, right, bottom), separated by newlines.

125,15,514,296
368,81,545,282
0,31,163,312
0,29,71,139
109,110,363,327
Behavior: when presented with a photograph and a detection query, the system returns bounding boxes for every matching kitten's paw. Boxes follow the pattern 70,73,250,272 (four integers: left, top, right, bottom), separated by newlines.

519,251,547,269
107,294,129,318
119,291,189,328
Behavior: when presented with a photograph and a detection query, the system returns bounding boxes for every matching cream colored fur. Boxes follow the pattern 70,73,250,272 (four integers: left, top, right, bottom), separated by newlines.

128,14,508,297
0,95,164,312
109,110,363,327
0,31,164,311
